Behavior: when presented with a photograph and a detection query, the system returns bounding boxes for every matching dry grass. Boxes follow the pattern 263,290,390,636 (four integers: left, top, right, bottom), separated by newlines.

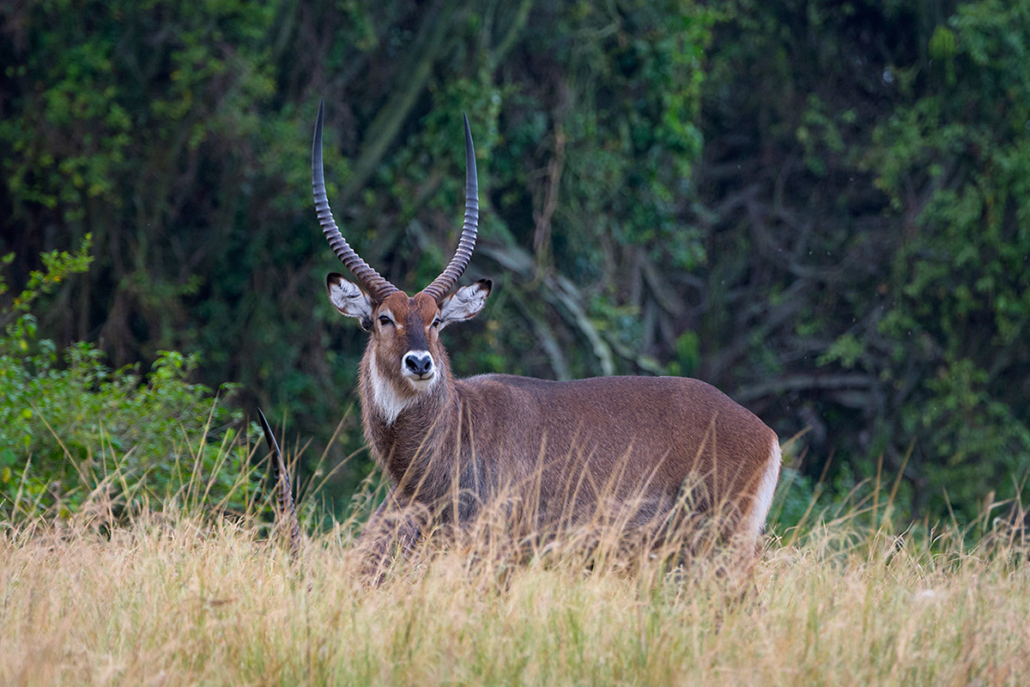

2,492,1029,687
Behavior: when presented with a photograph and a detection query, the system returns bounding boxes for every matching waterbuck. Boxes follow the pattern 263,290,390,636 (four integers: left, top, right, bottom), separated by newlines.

298,101,780,570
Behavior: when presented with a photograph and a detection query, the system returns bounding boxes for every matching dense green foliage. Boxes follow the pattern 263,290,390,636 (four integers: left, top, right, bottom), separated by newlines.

698,0,1030,517
0,239,260,518
1,0,1027,521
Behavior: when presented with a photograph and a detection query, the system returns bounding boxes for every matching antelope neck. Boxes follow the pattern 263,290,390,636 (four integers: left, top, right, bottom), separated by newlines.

360,347,460,483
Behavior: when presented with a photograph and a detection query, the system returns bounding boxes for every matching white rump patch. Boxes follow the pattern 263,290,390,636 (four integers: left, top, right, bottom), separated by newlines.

369,350,413,426
747,440,781,537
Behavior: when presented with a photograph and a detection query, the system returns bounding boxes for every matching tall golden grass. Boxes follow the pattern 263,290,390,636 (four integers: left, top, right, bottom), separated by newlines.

2,438,1028,686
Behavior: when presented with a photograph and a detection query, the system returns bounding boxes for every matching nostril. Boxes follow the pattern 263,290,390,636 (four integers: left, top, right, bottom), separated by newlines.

404,355,420,373
415,355,432,375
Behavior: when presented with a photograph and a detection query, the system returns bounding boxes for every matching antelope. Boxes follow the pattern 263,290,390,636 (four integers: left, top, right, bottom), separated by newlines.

299,101,781,570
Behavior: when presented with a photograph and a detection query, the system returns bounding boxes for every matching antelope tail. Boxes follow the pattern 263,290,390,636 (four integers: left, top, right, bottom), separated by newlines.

258,408,302,559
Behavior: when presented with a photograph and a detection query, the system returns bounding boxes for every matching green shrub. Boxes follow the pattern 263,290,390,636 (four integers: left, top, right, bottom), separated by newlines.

0,239,262,519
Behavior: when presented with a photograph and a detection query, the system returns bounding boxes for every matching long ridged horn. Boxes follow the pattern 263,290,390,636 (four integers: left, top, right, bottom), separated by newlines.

258,408,301,560
313,99,398,302
421,114,479,302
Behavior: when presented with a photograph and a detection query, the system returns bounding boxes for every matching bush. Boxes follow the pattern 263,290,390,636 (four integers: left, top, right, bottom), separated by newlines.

0,239,262,519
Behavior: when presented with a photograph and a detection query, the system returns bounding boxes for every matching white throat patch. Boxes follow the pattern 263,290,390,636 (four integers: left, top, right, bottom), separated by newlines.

368,350,414,426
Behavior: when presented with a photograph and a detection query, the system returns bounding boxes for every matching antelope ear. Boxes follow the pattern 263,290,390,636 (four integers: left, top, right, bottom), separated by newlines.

326,273,373,331
439,279,491,328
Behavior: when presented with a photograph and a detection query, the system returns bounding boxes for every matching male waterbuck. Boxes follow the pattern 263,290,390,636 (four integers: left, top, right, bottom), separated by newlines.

300,101,780,570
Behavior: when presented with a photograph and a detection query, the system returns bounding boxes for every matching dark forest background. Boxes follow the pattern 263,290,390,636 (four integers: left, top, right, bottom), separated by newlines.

2,0,1028,522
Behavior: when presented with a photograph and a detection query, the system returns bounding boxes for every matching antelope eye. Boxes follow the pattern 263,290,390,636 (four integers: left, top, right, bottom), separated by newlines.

431,318,442,328
378,315,393,326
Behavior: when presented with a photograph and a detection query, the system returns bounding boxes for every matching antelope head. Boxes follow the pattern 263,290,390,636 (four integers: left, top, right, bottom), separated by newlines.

314,101,491,414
